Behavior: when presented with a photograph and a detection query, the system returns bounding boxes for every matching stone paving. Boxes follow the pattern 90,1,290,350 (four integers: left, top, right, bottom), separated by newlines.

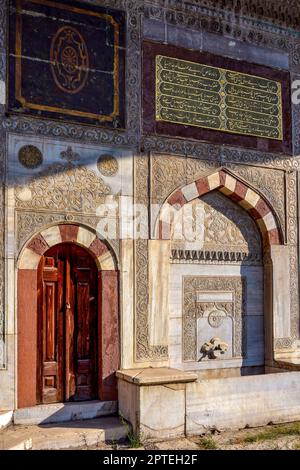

87,422,300,451
0,417,127,450
1,419,300,450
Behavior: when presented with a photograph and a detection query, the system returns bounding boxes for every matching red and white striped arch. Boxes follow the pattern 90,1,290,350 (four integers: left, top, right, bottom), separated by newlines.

156,169,283,246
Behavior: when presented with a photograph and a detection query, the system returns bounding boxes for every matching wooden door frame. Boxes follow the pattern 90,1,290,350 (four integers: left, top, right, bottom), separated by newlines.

17,224,119,408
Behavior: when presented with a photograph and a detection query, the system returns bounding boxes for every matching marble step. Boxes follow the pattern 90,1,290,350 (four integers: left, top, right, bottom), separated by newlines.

1,416,128,450
0,411,13,430
14,400,117,425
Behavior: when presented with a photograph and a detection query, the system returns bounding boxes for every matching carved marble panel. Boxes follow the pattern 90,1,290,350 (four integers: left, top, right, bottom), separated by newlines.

170,190,262,256
135,153,168,361
183,276,246,361
151,154,186,202
0,127,5,368
186,157,219,183
144,135,300,169
15,162,111,213
204,192,261,254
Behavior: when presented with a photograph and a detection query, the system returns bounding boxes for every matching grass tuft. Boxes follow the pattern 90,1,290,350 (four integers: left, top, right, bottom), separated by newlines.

120,414,143,448
242,423,300,444
198,436,218,450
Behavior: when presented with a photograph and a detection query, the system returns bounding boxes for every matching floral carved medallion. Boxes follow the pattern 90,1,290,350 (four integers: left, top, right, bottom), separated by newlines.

97,154,119,177
18,145,43,169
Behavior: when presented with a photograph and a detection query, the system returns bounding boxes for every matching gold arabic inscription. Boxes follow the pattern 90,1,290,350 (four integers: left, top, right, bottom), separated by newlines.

155,55,283,140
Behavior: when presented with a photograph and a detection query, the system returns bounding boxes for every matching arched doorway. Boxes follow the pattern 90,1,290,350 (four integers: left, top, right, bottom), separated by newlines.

17,224,119,409
155,168,284,375
37,243,98,404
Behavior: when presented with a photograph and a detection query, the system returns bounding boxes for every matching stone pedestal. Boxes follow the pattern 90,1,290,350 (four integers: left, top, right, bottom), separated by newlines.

116,368,197,439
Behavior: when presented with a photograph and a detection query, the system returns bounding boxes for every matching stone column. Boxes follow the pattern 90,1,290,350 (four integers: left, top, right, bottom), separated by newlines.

120,239,134,369
100,270,120,401
267,245,292,362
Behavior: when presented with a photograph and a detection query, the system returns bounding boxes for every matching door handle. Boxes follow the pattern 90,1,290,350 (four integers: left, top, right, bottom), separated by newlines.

66,302,71,309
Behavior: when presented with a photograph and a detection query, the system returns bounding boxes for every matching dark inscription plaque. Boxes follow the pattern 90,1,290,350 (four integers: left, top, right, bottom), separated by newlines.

156,55,283,141
9,0,125,128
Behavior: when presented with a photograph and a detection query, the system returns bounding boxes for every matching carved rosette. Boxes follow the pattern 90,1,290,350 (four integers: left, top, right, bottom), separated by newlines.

97,154,119,177
18,145,43,169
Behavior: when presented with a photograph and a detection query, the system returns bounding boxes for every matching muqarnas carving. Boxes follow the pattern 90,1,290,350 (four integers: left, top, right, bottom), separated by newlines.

8,0,125,128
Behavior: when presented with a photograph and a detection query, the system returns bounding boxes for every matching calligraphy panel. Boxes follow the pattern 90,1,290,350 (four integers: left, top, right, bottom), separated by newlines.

144,42,291,154
8,0,125,128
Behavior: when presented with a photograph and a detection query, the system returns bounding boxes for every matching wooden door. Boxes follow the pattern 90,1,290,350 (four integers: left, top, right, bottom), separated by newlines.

37,243,98,404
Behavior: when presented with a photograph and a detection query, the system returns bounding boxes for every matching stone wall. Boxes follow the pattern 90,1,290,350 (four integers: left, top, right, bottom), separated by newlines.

186,372,300,433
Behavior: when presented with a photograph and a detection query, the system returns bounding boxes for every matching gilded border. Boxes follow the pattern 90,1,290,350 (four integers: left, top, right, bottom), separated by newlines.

15,0,120,122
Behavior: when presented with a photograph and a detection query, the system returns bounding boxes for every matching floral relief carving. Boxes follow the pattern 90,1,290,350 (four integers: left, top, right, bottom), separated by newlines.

186,158,219,182
177,0,300,29
201,192,262,254
170,192,262,259
144,0,297,51
143,136,300,170
151,154,186,202
97,154,119,177
286,170,298,245
135,152,168,360
183,276,246,362
151,154,219,204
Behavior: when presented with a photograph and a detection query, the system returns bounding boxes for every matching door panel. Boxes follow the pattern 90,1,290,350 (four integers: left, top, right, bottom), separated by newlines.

72,246,97,401
38,243,98,403
39,255,64,404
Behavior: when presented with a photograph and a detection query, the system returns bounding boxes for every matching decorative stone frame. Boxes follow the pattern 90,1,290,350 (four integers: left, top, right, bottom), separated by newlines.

152,168,292,366
183,276,246,362
156,168,283,247
17,223,119,408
